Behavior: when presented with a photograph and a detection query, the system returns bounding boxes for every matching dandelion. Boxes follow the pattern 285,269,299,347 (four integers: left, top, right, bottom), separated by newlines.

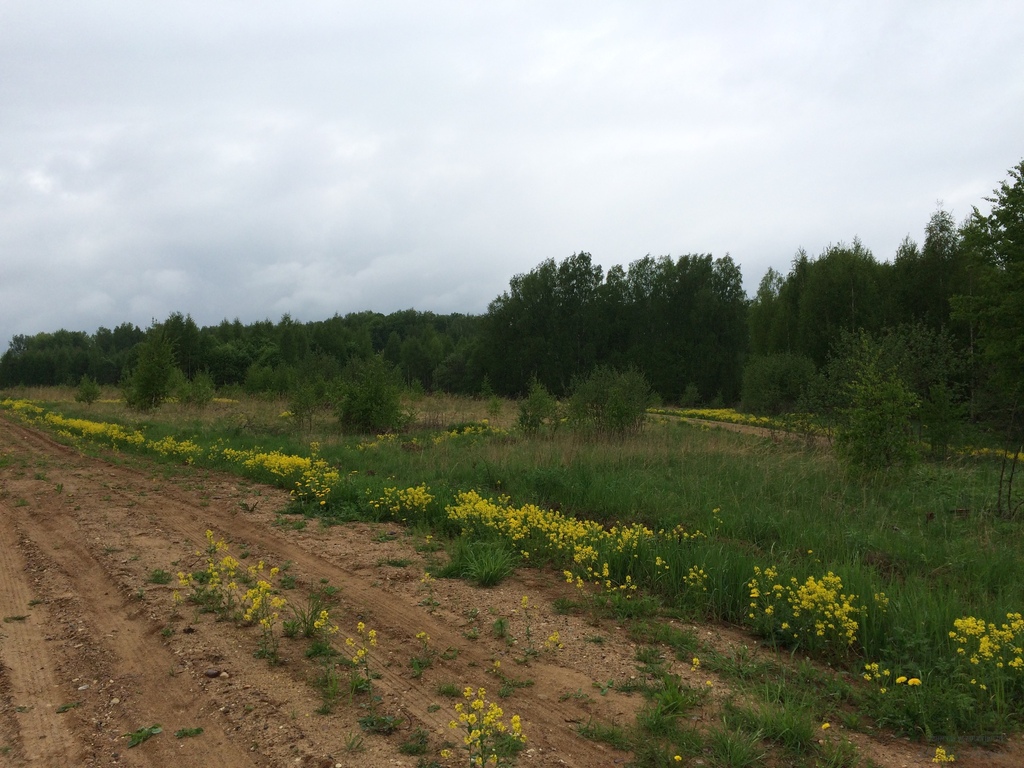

821,722,831,730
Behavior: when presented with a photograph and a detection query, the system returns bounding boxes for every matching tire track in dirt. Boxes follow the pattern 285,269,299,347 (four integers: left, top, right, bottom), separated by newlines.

0,423,263,767
1,416,629,767
11,500,264,767
0,503,83,765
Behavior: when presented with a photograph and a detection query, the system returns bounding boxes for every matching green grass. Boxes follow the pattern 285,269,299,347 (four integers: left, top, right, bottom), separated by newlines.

5,392,1023,744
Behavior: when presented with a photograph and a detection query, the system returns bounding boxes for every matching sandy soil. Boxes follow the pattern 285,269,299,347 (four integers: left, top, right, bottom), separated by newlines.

0,413,1017,767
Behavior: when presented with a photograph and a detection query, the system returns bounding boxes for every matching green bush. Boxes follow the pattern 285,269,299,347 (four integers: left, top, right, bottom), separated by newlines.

836,346,919,470
516,378,558,435
331,354,408,434
567,366,653,436
177,371,216,409
74,374,101,405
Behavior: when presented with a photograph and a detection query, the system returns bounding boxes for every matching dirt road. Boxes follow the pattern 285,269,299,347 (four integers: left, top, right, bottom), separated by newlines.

0,414,1013,767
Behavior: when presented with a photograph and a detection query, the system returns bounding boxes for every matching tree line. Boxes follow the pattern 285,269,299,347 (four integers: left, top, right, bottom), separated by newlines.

3,160,1022,433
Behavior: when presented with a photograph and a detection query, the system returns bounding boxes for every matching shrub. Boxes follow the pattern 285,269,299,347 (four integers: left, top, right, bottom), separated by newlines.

177,371,216,409
517,378,558,435
567,366,653,436
332,354,408,434
836,353,919,470
75,374,101,405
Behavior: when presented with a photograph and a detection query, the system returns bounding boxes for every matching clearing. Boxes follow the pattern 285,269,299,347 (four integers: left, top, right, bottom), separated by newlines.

0,414,1014,766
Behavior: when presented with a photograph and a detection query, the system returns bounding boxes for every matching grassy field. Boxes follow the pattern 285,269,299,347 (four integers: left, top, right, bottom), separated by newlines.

3,386,1022,757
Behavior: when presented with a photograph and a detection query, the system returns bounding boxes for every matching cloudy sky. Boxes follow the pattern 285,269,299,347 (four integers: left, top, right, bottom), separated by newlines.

2,1,1022,344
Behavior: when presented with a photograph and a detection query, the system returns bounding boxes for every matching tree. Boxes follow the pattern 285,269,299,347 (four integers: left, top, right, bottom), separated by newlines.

123,329,176,411
75,374,101,405
833,334,920,470
331,354,408,434
955,160,1024,400
741,353,815,415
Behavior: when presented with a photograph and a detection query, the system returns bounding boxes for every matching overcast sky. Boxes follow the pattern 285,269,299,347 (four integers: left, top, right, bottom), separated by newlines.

2,1,1022,344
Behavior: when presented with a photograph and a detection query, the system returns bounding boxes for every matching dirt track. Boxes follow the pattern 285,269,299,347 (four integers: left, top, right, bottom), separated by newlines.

0,413,1016,767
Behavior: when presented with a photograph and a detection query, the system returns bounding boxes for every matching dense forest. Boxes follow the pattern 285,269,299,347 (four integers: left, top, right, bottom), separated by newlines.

3,161,1022,432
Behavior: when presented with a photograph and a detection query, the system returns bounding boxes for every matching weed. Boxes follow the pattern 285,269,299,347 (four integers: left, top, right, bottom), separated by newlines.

558,688,591,702
576,718,630,750
344,732,365,752
315,661,342,714
492,617,511,644
3,616,28,623
445,687,525,767
410,631,435,678
56,701,80,713
147,569,172,584
419,572,440,612
124,724,162,748
358,713,403,734
706,726,766,768
399,727,430,755
174,727,204,739
345,622,379,699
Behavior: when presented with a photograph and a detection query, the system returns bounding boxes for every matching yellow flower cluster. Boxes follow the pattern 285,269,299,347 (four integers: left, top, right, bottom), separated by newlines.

431,421,509,445
148,435,203,463
40,410,146,448
932,745,956,763
356,433,399,451
449,686,525,767
1,398,44,417
950,613,1024,674
650,407,774,427
684,565,709,592
221,446,311,478
369,484,435,519
748,567,862,655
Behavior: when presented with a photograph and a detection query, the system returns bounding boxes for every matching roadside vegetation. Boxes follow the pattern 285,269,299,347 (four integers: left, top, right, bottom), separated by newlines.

3,384,1021,766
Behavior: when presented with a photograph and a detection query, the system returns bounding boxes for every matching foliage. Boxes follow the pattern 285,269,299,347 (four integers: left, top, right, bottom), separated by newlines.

566,366,653,436
177,371,216,409
14,392,1024,742
124,724,162,748
122,328,177,411
516,378,558,435
955,160,1024,400
332,354,408,434
740,353,815,415
75,374,101,405
833,335,920,470
446,686,525,767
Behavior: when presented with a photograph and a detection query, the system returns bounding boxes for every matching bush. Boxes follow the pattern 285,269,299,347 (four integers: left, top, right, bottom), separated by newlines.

567,366,653,436
836,344,919,470
75,374,101,405
741,354,816,415
177,371,216,409
516,378,559,435
332,354,408,434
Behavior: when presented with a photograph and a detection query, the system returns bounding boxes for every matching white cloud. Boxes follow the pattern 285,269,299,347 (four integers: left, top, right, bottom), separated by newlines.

0,0,1022,345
